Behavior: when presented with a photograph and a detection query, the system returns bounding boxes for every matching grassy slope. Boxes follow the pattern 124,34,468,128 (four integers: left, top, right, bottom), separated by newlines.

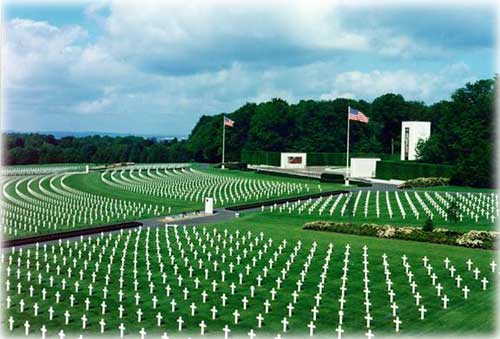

3,169,348,239
2,213,496,337
209,213,497,334
65,169,347,210
259,193,495,232
64,171,203,211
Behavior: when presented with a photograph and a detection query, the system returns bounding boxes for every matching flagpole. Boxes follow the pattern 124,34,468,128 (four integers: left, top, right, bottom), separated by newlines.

345,106,350,186
222,116,226,169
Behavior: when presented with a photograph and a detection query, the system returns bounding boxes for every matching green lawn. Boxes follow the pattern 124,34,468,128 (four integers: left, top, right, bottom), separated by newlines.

408,186,498,193
2,213,496,337
259,190,497,232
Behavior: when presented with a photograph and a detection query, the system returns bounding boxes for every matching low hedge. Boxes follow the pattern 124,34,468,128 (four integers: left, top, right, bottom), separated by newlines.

320,173,344,183
241,151,281,166
398,177,450,189
303,221,497,249
376,161,455,180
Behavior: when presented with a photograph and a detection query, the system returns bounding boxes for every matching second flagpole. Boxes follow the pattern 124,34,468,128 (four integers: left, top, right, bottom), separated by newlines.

222,116,226,169
345,106,350,186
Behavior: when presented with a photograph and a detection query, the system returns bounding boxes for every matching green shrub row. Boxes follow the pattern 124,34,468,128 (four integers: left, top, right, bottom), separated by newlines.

303,221,496,249
398,177,450,188
241,151,281,166
376,160,455,180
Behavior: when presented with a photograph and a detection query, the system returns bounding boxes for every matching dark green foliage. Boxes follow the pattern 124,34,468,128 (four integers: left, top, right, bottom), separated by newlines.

240,151,281,166
320,173,345,183
2,134,191,165
376,161,455,180
423,217,434,232
186,79,495,187
447,198,459,223
416,79,496,187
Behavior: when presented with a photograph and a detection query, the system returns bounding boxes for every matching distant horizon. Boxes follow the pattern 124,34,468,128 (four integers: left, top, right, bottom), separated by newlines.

2,129,188,139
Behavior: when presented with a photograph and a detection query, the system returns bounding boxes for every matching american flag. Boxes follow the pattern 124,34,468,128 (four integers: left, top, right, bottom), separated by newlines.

348,107,369,123
224,116,234,128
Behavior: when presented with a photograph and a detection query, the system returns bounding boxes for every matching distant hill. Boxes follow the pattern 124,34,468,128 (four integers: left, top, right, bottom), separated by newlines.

2,130,187,140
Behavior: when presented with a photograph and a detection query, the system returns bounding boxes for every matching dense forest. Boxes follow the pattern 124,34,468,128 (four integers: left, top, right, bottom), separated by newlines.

2,78,496,186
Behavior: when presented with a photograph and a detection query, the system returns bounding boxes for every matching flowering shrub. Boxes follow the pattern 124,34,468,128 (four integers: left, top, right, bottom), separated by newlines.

398,177,450,189
456,231,498,248
303,221,496,249
376,225,396,238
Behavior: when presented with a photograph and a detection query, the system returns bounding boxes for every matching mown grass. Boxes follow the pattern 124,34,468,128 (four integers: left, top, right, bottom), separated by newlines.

2,213,496,337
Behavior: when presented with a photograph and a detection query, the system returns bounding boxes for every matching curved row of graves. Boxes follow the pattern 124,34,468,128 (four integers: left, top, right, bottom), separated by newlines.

0,170,167,239
101,167,311,206
1,165,89,177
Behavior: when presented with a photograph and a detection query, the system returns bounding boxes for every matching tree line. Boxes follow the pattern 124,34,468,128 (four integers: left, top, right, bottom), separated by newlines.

2,134,190,165
2,78,495,187
186,78,495,187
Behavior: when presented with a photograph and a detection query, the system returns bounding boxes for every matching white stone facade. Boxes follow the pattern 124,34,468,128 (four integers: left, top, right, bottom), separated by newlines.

350,158,381,178
401,121,431,161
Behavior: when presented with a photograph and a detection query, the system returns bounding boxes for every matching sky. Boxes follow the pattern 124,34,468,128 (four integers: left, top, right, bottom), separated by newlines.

1,0,498,135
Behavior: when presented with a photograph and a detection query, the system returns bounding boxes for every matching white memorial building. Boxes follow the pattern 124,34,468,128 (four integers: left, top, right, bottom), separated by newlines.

401,121,431,161
350,158,380,178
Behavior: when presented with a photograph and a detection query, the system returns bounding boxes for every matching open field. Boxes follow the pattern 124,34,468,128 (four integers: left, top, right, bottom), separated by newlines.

1,213,496,337
1,165,346,239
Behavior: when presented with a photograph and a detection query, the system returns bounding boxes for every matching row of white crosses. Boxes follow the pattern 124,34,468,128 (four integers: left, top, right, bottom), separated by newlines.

361,246,375,339
335,244,350,339
0,165,87,177
102,167,309,205
306,242,334,336
420,255,450,309
268,190,499,225
2,226,497,338
401,255,428,321
381,253,402,332
424,192,449,221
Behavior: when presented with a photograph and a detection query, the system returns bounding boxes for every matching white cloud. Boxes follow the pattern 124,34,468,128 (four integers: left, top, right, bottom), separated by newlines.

97,0,371,75
2,19,87,86
75,97,112,115
320,63,476,102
